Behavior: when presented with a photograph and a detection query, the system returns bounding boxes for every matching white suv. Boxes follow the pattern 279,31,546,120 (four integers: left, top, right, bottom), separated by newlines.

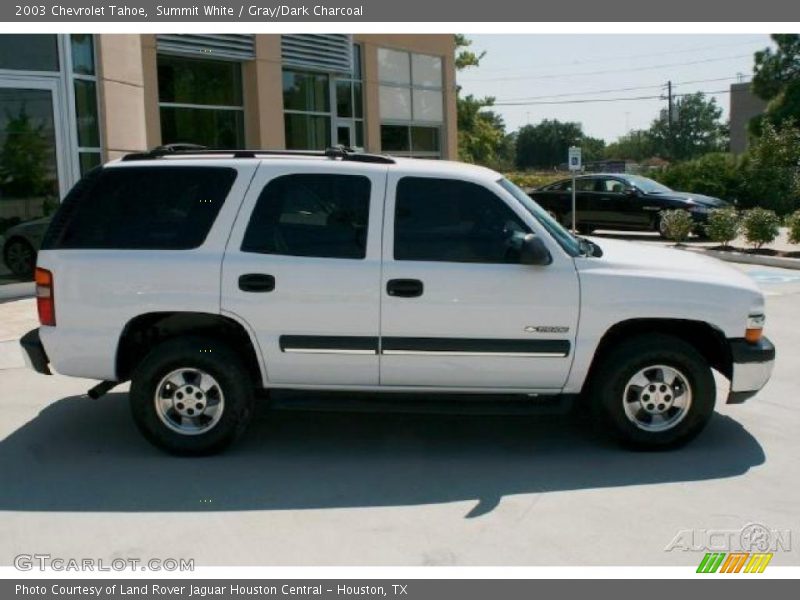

19,146,775,455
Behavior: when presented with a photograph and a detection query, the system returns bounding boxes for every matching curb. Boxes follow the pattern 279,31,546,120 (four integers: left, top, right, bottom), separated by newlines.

680,246,800,270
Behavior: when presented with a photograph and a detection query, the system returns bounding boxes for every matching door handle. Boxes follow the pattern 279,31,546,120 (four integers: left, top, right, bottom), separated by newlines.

387,279,423,298
238,273,275,293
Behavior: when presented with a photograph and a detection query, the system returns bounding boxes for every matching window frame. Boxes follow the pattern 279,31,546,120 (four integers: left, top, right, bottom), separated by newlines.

377,47,444,158
282,44,365,151
157,53,246,149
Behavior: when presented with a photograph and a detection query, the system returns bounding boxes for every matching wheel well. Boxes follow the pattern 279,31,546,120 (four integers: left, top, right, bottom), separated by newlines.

586,318,733,387
116,312,262,385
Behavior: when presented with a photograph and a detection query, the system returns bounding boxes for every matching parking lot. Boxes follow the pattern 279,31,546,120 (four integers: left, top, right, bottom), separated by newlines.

0,260,798,567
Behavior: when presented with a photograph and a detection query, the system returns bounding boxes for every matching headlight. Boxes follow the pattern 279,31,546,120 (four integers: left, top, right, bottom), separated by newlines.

688,204,710,213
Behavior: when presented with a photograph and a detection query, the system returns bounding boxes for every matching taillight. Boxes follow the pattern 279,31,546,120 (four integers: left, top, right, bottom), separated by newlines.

35,267,55,326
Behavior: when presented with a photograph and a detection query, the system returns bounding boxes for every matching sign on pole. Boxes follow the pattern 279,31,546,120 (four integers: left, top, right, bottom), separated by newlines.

568,146,581,232
568,146,582,172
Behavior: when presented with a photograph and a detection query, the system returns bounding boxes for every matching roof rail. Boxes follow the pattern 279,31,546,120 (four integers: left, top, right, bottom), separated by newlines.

121,144,395,164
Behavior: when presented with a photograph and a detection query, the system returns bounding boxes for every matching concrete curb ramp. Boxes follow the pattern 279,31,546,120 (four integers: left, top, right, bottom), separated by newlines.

681,247,800,271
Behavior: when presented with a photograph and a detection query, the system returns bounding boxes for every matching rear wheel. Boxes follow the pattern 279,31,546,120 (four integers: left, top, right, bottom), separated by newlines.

129,336,255,455
587,334,715,449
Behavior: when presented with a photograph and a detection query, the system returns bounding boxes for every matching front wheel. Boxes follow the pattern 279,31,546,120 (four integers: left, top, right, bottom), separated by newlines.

129,336,255,455
587,334,716,449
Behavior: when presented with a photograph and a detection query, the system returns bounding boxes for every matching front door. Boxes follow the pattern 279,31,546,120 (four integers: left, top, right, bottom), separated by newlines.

379,174,580,390
221,161,387,386
335,121,355,148
0,78,67,281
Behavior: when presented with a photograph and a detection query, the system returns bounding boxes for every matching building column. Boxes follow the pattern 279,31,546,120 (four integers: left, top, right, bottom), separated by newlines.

95,34,149,160
244,35,285,149
359,40,382,154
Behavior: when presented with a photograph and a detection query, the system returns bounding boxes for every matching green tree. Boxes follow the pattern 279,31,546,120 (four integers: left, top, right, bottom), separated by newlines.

751,34,800,133
649,92,728,161
604,129,657,162
581,136,606,163
739,120,800,214
454,35,509,167
515,119,584,169
0,106,50,198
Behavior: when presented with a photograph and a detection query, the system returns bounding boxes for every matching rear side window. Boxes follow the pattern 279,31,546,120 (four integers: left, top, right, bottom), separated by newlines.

42,166,236,250
394,177,530,263
241,174,371,259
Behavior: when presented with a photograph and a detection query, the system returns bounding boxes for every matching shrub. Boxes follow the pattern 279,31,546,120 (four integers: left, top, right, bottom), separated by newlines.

741,207,781,249
705,207,741,247
786,210,800,245
504,171,563,190
654,152,743,202
660,209,694,245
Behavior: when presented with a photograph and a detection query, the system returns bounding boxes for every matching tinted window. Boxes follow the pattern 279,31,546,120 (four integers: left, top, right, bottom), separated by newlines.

394,177,530,263
242,174,371,259
576,178,597,192
42,166,236,250
546,180,575,192
598,178,627,193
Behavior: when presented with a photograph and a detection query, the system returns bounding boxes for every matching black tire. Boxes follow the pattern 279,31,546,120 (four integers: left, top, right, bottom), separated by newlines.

3,237,36,278
587,334,715,449
129,336,255,455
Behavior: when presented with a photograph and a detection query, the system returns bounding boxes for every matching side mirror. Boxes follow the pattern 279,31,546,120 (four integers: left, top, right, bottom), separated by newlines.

625,187,638,196
520,234,552,266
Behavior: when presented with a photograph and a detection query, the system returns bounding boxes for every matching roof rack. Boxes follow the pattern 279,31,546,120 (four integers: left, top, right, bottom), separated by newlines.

121,144,396,164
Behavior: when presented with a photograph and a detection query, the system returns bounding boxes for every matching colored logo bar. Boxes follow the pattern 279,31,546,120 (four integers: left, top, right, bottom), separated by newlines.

697,552,773,573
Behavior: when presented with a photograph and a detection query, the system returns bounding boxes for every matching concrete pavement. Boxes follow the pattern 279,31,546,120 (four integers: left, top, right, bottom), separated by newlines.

0,265,798,567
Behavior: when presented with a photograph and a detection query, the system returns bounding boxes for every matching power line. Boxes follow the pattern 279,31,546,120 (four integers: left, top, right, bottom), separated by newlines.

494,76,746,103
473,40,766,74
492,88,731,107
459,54,753,83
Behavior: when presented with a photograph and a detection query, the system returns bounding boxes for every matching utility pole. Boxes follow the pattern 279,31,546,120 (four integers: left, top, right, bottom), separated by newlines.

667,80,674,158
667,81,673,129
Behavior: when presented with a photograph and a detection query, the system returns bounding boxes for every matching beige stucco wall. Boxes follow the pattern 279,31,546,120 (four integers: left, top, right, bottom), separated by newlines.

96,34,149,160
95,34,456,159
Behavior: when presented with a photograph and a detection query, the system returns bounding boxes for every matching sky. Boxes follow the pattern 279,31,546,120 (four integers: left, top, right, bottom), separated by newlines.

456,34,774,143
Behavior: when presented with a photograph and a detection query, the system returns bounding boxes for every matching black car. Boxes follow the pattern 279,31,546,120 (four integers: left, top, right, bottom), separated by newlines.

529,174,729,237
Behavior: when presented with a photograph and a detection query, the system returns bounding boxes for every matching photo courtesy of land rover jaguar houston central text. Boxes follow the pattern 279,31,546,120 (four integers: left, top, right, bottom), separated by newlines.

19,146,775,455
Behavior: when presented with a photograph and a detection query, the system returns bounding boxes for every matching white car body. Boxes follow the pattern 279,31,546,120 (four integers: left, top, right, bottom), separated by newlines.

29,155,773,404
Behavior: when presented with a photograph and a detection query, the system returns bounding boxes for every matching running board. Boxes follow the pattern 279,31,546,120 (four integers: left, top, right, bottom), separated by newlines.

267,391,576,416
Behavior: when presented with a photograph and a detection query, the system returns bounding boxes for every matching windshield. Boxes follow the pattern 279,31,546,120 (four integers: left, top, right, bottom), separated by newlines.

497,178,581,257
623,175,672,194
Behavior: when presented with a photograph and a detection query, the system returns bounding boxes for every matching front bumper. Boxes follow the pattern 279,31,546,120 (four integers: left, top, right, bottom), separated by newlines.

727,336,775,403
19,328,51,375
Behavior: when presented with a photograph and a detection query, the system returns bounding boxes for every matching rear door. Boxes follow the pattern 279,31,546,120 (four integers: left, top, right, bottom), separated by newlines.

221,160,387,386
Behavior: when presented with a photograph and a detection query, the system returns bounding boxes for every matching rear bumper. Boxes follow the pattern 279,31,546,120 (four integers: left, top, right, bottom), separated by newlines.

727,336,775,403
19,328,51,375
